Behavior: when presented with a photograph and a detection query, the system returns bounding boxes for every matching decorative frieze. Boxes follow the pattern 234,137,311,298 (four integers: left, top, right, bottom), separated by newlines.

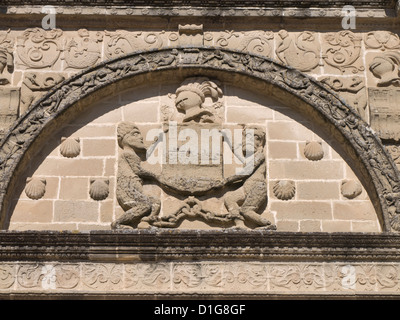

2,260,400,296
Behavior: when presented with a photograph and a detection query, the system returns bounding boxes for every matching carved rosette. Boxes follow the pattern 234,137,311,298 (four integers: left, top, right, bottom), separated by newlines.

364,31,400,51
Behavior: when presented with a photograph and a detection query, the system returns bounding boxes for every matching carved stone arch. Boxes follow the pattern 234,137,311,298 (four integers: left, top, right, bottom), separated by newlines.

1,47,399,232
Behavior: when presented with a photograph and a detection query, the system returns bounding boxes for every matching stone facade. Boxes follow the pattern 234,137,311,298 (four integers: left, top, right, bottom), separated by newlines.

1,0,400,299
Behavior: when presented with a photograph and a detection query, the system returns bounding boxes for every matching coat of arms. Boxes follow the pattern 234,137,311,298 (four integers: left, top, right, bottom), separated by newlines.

111,77,275,230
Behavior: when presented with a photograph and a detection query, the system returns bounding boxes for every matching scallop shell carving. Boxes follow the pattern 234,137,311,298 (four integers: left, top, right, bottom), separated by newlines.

303,141,324,161
273,180,296,200
25,177,46,200
60,137,80,158
89,179,109,201
341,180,362,199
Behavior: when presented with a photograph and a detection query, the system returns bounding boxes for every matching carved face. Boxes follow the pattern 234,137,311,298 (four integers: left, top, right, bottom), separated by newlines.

242,128,265,155
122,127,146,151
175,90,203,112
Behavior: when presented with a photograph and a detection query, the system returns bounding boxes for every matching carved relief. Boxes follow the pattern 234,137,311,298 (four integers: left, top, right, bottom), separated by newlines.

0,264,15,289
368,88,400,141
82,264,123,290
385,145,400,170
89,178,109,201
303,141,324,161
0,87,20,137
125,264,170,289
59,137,80,158
16,28,63,69
20,72,65,114
63,29,103,69
174,77,223,123
112,122,161,229
341,180,362,199
369,52,400,86
113,77,274,230
0,30,14,85
104,30,164,59
276,30,320,72
364,31,400,51
6,261,400,295
25,177,46,200
272,180,296,201
0,48,398,232
322,31,364,74
204,30,274,58
320,76,367,121
269,264,325,291
178,24,203,46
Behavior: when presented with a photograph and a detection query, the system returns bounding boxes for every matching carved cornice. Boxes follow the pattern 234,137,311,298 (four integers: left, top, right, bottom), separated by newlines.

1,230,400,262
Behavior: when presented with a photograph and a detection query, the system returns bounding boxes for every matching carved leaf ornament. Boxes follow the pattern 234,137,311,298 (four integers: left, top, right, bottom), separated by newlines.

0,47,398,231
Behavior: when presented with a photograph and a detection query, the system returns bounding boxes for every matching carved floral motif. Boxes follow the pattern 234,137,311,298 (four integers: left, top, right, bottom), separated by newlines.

82,264,123,290
204,30,274,58
2,262,400,294
322,31,364,74
16,28,63,69
104,30,164,59
0,264,15,289
276,30,320,72
364,31,400,51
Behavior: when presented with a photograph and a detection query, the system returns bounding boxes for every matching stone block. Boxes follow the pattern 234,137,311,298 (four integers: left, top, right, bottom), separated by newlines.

332,201,377,221
297,181,340,200
300,220,322,232
268,141,298,159
275,220,299,232
271,201,332,220
54,201,99,222
226,106,273,123
82,139,116,157
268,160,343,180
267,121,314,141
11,200,54,223
122,101,159,123
351,221,381,232
321,220,352,232
59,177,89,200
35,158,104,177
